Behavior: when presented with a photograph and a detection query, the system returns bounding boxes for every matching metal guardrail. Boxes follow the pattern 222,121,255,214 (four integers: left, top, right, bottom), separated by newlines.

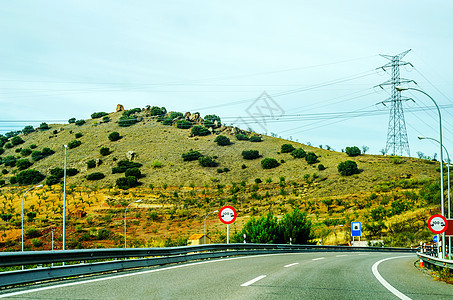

417,252,453,269
0,244,416,288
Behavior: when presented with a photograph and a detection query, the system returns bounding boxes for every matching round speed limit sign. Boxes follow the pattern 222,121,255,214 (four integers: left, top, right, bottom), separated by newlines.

428,214,448,234
219,206,237,224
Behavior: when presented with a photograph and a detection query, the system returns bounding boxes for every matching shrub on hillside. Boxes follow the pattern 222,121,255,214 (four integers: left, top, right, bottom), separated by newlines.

68,140,82,149
30,144,37,149
198,156,218,167
87,172,105,180
116,176,138,189
67,168,79,176
112,160,143,173
318,164,326,171
75,132,83,138
125,167,141,178
281,144,296,153
176,119,192,129
75,119,86,126
46,175,61,186
150,106,166,116
118,115,138,127
182,150,203,161
16,169,45,185
203,114,221,128
249,136,262,142
261,158,279,169
100,147,111,156
91,112,108,119
102,116,110,123
41,147,55,157
291,148,306,158
345,146,361,157
22,125,35,135
338,160,359,176
236,134,249,141
108,132,121,141
31,151,43,161
305,152,319,164
0,147,4,155
20,148,32,156
86,160,96,169
68,117,76,124
214,135,231,146
16,159,32,170
191,125,210,136
242,150,260,160
169,111,183,119
11,136,24,146
3,156,17,167
39,122,49,130
4,143,12,149
50,167,65,179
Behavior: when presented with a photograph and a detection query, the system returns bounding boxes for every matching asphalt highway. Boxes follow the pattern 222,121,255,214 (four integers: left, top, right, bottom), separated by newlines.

1,252,452,299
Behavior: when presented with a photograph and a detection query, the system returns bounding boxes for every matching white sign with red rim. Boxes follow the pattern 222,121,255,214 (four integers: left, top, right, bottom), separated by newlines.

428,214,448,234
219,206,237,224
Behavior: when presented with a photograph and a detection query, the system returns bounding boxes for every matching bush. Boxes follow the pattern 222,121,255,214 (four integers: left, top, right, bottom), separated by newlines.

16,159,32,170
75,132,83,138
3,155,17,167
86,159,96,169
87,172,105,180
236,134,249,141
261,158,279,169
191,125,210,136
125,167,141,178
150,106,166,116
116,176,138,189
305,152,319,164
214,135,231,146
318,164,326,171
30,144,37,149
203,114,221,128
16,169,45,185
10,177,17,184
242,150,260,160
102,116,110,123
176,119,192,129
67,168,79,176
2,169,8,174
4,143,12,149
112,160,143,173
75,119,86,126
100,147,110,156
20,148,32,156
22,125,35,135
68,140,82,149
118,115,138,127
0,147,4,155
39,122,49,130
291,148,306,158
46,175,61,186
0,180,5,186
338,160,359,176
41,147,55,157
198,156,218,167
151,160,162,168
281,144,296,153
345,146,361,157
68,117,76,124
11,136,24,146
91,112,108,119
31,151,42,161
182,150,203,161
249,136,262,142
108,132,121,141
169,111,183,119
50,167,64,178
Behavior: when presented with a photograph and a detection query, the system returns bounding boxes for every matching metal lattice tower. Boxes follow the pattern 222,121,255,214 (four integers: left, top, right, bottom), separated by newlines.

378,49,415,156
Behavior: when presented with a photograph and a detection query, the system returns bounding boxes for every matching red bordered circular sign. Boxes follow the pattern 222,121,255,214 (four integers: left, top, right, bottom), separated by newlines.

428,214,448,234
219,206,237,225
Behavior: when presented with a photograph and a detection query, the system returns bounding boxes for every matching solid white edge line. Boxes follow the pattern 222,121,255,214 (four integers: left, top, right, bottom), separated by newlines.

241,275,267,287
336,255,348,257
371,256,412,300
312,257,325,261
284,263,299,268
0,253,300,298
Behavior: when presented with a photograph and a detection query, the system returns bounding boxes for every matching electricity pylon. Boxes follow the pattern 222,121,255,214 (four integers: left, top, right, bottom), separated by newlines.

377,49,415,156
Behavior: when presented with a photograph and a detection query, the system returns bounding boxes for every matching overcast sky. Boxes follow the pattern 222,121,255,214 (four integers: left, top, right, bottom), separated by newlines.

1,1,452,158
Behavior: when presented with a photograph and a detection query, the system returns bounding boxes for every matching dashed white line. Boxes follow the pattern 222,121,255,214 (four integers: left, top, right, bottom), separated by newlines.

336,255,348,257
312,257,325,261
284,263,299,268
372,256,412,300
241,275,267,287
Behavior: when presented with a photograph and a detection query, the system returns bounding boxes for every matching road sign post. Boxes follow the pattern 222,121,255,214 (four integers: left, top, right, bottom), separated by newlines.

219,206,237,244
351,222,361,246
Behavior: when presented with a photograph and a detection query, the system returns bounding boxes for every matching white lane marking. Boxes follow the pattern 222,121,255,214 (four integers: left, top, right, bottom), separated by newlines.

358,253,369,256
284,263,299,268
0,253,292,299
336,255,348,257
372,256,412,300
241,275,266,287
312,257,325,261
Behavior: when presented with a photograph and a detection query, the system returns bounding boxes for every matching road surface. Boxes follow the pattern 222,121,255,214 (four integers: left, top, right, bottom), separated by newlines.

1,252,452,299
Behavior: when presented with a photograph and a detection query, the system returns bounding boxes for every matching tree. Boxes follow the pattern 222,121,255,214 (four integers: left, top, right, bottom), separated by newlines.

91,112,108,119
87,172,105,180
362,145,369,154
116,176,138,189
108,132,121,141
337,160,359,176
278,209,312,244
345,146,361,157
75,119,86,126
176,120,192,129
233,213,280,243
16,158,32,170
100,147,111,156
16,169,45,185
305,152,319,164
22,125,35,135
261,158,279,169
203,114,221,128
291,148,306,158
150,106,166,116
191,125,210,136
11,136,24,146
125,167,141,179
86,160,96,169
236,134,249,141
3,155,17,167
68,140,82,149
68,117,76,124
39,122,49,130
182,150,203,161
281,144,296,153
214,135,231,146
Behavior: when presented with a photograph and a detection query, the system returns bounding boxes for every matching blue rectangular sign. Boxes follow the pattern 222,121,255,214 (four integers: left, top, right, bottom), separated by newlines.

351,222,361,237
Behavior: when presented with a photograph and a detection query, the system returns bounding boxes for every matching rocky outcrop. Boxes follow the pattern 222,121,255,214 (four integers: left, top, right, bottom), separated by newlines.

116,104,125,112
126,151,137,161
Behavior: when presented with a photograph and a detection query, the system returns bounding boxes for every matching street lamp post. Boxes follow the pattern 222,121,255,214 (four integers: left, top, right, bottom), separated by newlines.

418,136,451,258
63,144,67,251
21,184,43,252
204,210,218,245
397,86,445,258
124,200,142,248
333,224,343,246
